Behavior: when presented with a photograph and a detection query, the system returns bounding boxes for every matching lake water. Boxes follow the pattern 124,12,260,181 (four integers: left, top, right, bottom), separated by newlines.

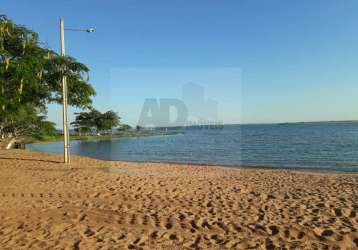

28,123,358,172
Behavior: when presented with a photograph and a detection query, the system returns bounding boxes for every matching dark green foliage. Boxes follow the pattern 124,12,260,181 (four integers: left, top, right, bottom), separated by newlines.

117,124,131,131
71,109,120,135
0,15,96,147
97,110,120,132
0,104,56,146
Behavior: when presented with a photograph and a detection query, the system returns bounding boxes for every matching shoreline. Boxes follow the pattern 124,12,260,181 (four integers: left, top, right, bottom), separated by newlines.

25,149,358,174
0,149,357,249
108,159,358,175
24,130,179,145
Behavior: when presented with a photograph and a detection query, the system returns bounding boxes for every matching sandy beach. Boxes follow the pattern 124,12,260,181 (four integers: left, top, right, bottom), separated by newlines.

0,149,357,249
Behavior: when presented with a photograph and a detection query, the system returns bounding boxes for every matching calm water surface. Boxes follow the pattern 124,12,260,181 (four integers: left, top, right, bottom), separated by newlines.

28,123,358,172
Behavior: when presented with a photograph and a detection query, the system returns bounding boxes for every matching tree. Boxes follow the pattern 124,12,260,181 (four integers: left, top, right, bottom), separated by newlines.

71,109,120,135
0,104,56,149
97,110,120,133
0,16,96,148
117,124,131,132
71,109,100,136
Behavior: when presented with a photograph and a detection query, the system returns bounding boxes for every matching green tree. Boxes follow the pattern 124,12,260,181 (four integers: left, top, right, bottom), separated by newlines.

71,109,120,135
117,123,131,132
71,109,100,135
97,110,120,134
0,104,56,148
0,16,96,148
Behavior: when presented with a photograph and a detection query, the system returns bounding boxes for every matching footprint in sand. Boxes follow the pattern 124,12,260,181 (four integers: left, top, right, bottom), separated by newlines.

165,220,173,230
83,228,95,237
268,225,279,236
150,231,158,240
201,220,212,230
130,213,137,225
117,232,126,240
169,233,178,241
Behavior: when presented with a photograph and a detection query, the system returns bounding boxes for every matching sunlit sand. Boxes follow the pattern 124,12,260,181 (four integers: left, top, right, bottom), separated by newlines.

0,149,357,249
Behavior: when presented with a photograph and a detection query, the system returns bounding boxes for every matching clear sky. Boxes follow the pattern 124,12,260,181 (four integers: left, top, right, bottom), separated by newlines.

2,0,358,126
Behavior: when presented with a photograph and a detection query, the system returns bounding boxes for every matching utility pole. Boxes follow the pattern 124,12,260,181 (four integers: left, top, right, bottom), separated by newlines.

59,18,94,163
60,18,70,163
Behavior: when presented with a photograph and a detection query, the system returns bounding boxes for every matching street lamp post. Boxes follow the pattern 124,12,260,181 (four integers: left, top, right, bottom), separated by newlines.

59,18,94,164
60,18,70,163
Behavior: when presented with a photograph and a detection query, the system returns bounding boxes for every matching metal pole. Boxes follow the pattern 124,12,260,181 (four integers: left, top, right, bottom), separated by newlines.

60,18,70,163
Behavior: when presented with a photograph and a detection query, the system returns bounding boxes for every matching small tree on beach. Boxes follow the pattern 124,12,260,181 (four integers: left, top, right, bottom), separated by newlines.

0,16,96,148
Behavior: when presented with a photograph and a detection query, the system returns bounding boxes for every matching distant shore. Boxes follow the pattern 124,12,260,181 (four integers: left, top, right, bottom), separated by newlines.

0,149,357,249
24,130,178,144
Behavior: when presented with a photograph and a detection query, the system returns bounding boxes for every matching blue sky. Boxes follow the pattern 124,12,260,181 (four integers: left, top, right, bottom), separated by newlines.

2,0,358,126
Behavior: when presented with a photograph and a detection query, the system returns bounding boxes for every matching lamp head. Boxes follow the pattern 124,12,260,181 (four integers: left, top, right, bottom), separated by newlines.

86,28,95,33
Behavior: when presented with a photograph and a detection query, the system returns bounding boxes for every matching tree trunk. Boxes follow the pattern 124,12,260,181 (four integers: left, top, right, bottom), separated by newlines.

0,127,4,140
5,138,17,150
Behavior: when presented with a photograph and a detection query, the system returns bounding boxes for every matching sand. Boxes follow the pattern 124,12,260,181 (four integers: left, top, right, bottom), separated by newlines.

0,149,357,249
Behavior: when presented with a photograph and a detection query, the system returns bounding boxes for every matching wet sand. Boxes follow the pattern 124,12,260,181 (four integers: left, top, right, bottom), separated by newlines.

0,149,357,249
